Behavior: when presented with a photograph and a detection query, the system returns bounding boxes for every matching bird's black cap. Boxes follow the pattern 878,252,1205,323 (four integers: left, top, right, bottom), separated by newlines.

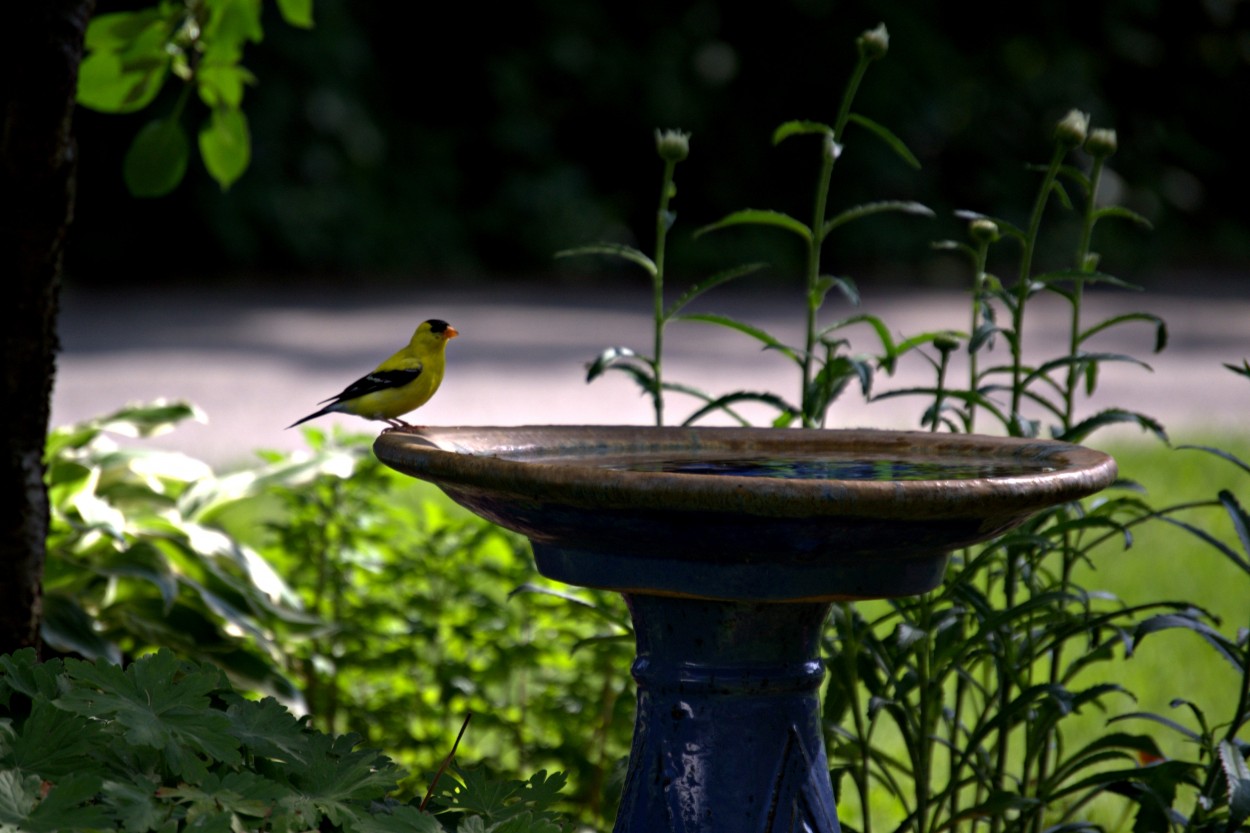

426,319,452,333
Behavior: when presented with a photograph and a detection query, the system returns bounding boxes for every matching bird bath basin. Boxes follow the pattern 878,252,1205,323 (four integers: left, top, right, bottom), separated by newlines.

374,426,1117,832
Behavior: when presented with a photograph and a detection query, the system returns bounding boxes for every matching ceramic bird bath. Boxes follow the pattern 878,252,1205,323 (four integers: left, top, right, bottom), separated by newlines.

373,426,1117,833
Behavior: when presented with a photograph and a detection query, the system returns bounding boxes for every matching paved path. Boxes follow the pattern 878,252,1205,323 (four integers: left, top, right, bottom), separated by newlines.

51,282,1249,467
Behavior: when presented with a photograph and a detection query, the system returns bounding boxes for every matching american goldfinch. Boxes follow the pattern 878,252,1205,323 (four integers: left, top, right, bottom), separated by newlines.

287,319,458,430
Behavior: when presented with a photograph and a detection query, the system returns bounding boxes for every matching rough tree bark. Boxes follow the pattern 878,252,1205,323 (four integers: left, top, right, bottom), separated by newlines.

1,0,96,655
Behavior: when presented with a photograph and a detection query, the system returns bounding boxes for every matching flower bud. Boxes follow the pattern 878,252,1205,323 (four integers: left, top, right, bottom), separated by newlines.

934,333,961,354
824,135,844,163
857,23,889,61
1054,109,1089,148
1085,128,1117,158
655,129,691,163
969,218,1000,245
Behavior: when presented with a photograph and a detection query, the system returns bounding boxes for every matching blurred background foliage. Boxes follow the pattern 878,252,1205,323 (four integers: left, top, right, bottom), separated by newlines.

68,0,1248,287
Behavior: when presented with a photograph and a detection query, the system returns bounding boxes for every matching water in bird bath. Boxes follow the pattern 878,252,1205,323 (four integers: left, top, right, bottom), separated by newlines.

562,451,1057,481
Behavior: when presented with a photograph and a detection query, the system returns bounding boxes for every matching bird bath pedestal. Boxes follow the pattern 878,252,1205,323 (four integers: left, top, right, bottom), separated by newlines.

374,426,1117,833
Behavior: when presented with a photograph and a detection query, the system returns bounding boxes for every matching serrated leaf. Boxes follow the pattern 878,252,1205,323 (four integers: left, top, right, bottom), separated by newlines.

124,117,190,197
199,107,251,190
9,772,109,833
58,650,240,780
5,698,97,779
0,651,68,707
771,120,833,144
694,209,811,242
845,112,921,169
100,776,166,833
226,696,310,764
289,732,402,824
353,804,444,832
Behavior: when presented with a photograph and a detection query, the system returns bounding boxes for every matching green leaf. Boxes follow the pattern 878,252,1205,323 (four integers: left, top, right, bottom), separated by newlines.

809,275,859,309
58,650,240,781
286,732,403,826
353,804,444,832
0,651,64,706
199,107,251,190
39,593,123,664
77,8,173,113
99,776,166,833
77,50,170,113
665,262,768,319
845,112,922,169
95,400,206,437
1080,312,1167,353
1220,740,1250,830
225,695,311,764
203,0,265,50
1058,409,1168,445
694,209,812,243
585,346,654,385
3,699,97,778
1218,489,1250,575
124,117,190,197
196,62,256,109
0,772,110,833
276,0,315,28
680,391,799,426
771,120,833,144
1094,204,1154,228
555,243,657,276
674,313,801,363
822,200,933,237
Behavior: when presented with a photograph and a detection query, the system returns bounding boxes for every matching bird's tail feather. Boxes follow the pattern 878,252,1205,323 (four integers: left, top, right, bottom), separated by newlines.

286,405,335,429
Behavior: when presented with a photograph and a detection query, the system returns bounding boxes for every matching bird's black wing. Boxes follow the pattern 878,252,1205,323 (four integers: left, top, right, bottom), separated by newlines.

320,366,423,404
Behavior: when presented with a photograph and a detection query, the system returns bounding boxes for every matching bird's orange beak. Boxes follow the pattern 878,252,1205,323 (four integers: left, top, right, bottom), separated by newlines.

445,325,459,340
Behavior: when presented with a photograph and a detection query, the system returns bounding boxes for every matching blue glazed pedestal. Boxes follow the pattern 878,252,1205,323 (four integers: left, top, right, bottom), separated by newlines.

372,426,1118,833
616,595,839,833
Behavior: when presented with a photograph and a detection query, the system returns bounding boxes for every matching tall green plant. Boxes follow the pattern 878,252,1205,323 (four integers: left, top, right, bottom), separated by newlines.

566,24,933,429
692,24,933,428
557,32,1248,831
559,130,769,426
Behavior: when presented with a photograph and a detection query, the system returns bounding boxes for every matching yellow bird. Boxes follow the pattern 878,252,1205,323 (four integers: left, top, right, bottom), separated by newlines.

287,319,458,430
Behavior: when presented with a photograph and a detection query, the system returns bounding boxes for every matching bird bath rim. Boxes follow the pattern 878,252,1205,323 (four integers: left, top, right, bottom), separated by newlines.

373,424,1117,522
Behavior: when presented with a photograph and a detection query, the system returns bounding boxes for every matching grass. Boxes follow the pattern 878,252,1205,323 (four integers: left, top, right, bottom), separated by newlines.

1068,434,1250,752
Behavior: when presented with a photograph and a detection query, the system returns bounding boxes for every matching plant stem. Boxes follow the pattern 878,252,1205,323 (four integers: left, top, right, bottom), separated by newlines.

652,158,679,427
1062,153,1105,426
968,239,991,433
801,53,868,427
1010,142,1068,433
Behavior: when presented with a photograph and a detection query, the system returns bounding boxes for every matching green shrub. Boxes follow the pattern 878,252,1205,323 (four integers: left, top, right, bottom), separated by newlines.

0,648,567,832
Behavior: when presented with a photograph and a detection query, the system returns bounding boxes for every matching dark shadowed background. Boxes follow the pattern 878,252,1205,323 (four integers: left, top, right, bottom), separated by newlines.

66,0,1250,290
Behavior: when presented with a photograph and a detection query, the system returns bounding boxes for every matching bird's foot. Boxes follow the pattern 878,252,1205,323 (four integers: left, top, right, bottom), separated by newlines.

381,419,417,433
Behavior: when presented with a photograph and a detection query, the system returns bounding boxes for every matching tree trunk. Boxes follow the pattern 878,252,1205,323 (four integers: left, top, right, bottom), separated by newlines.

0,0,95,655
